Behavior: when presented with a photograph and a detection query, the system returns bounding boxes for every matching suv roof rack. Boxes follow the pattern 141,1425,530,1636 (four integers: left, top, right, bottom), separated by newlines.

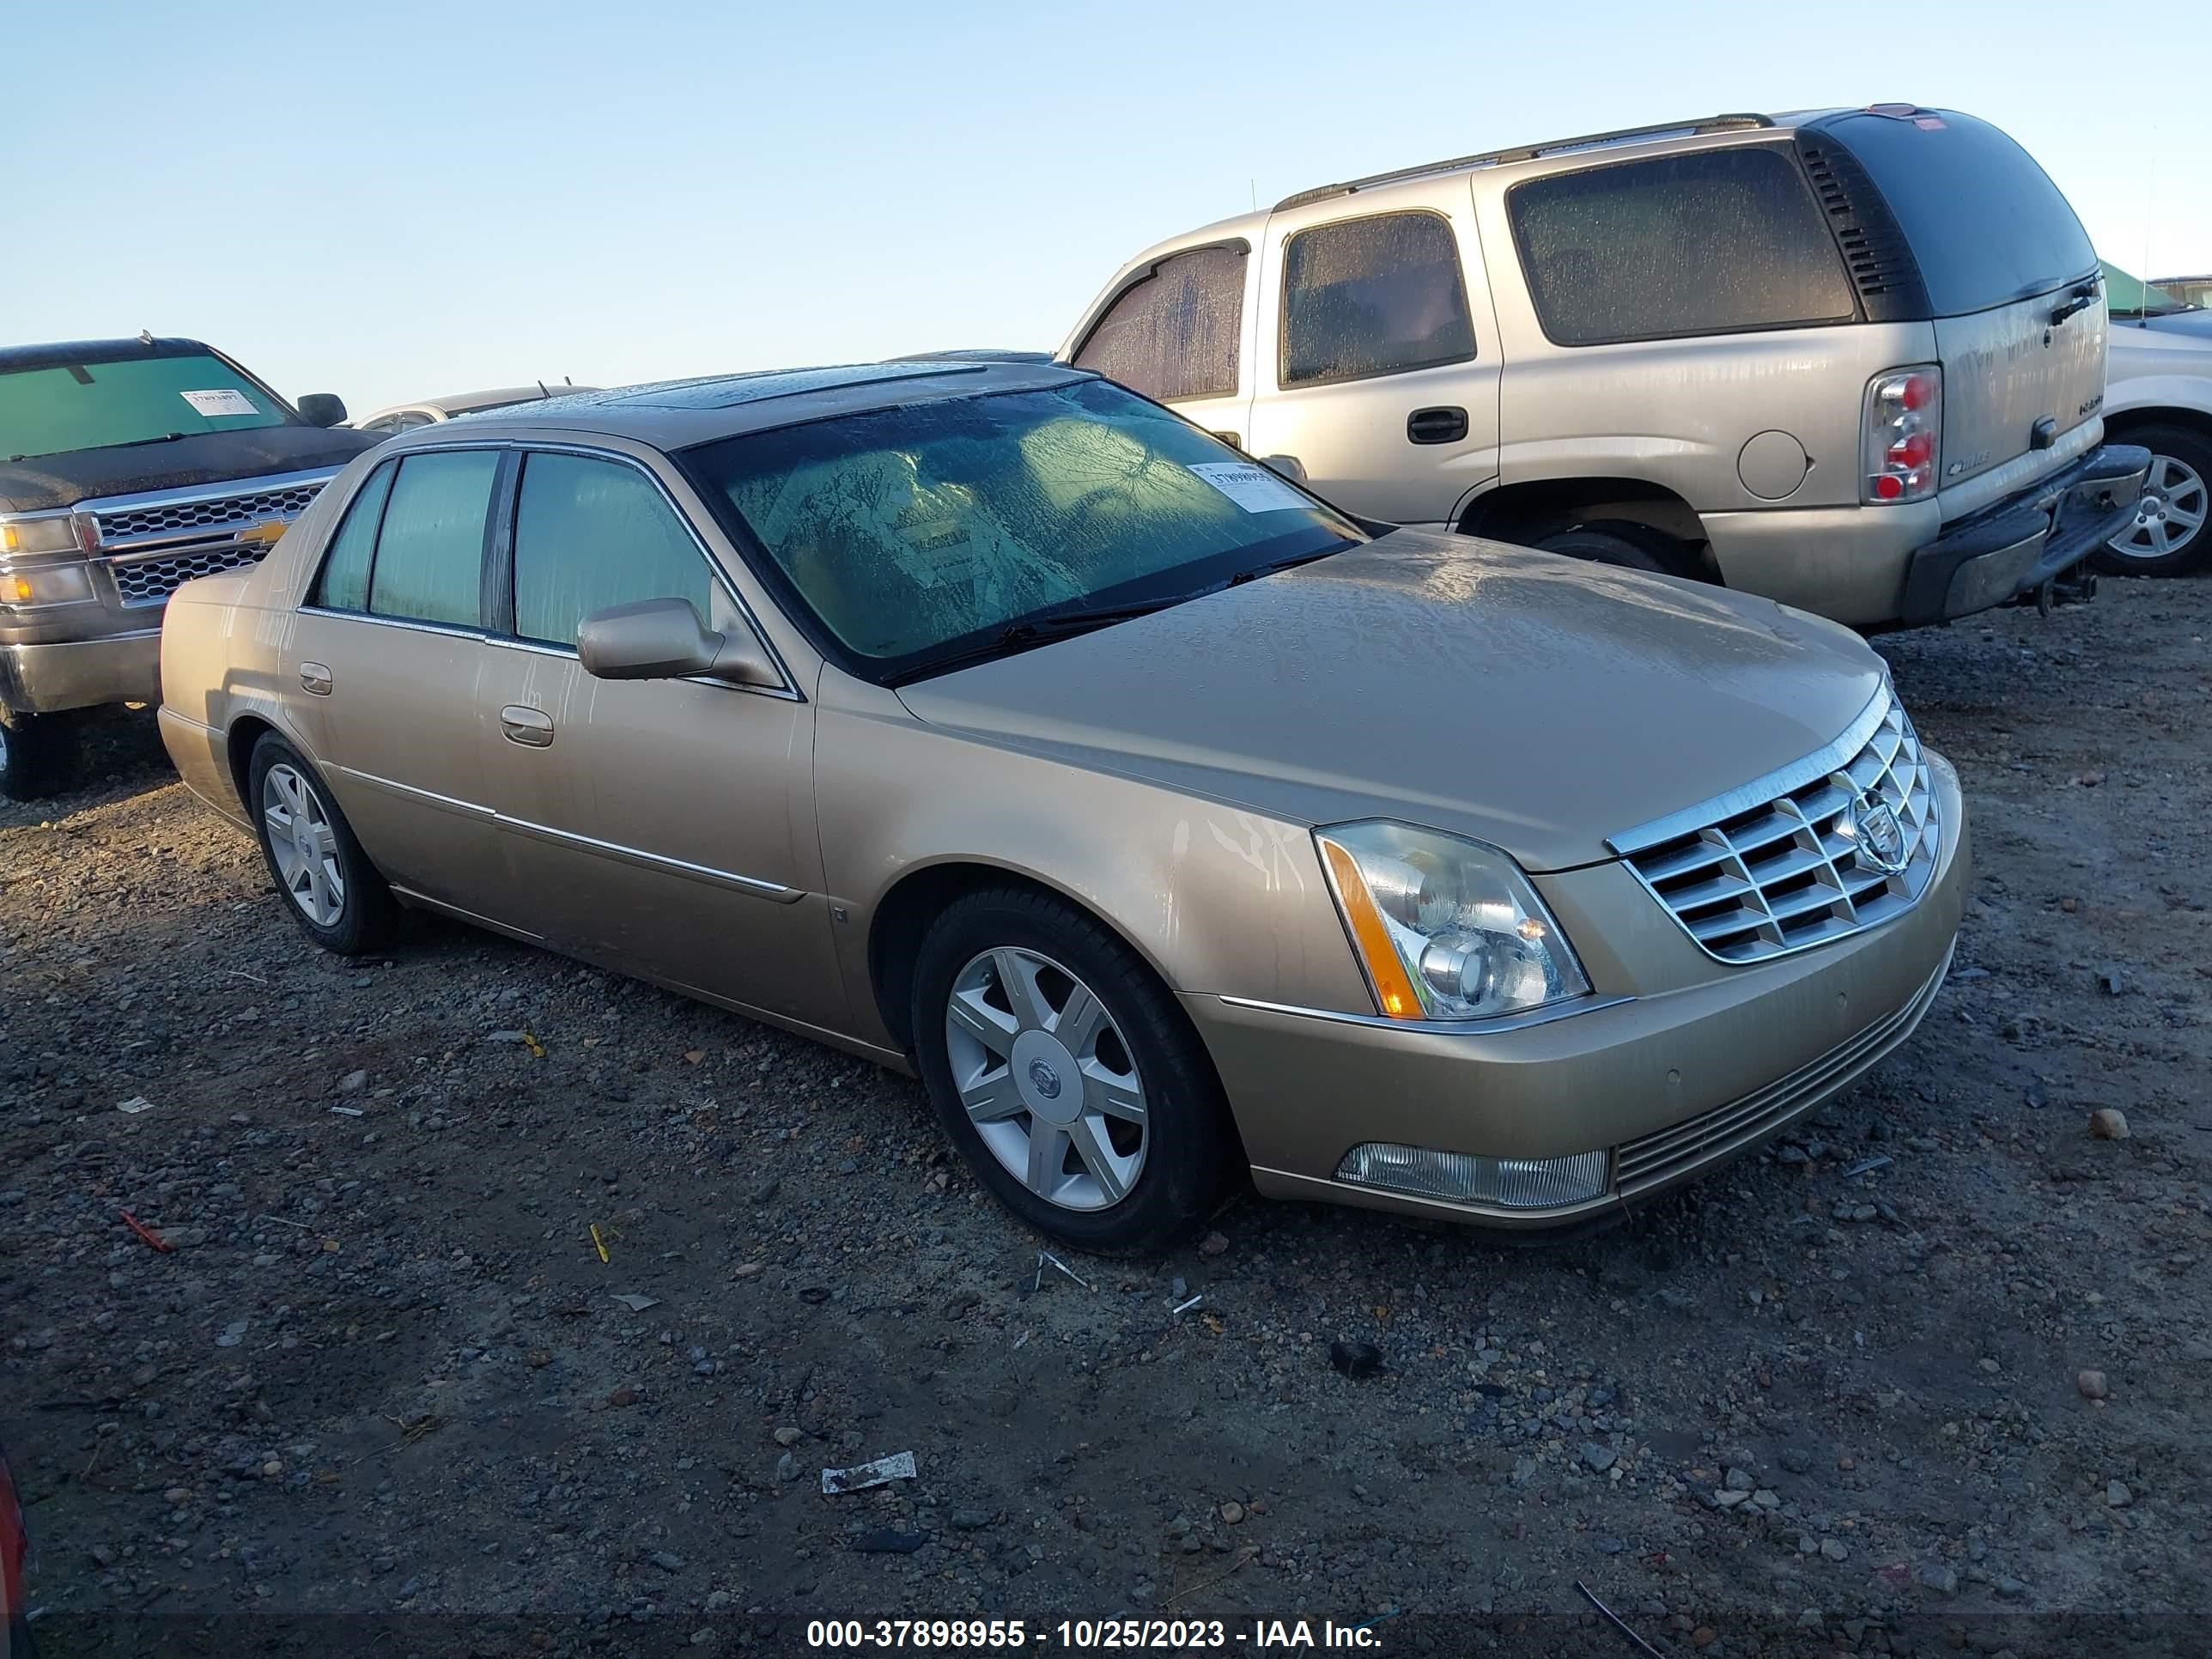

1273,113,1777,211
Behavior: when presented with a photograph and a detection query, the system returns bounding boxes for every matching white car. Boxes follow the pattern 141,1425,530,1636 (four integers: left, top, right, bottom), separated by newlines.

2102,265,2212,574
350,383,598,439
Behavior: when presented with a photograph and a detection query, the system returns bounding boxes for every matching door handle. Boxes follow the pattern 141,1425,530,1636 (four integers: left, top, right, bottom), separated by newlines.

501,705,555,748
299,662,332,696
1407,406,1469,445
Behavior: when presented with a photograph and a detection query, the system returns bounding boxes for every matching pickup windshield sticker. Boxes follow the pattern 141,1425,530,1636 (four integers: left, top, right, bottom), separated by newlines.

180,389,259,417
1188,460,1310,514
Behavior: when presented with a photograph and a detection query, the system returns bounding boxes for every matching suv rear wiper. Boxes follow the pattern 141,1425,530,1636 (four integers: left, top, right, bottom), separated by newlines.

2050,282,2100,326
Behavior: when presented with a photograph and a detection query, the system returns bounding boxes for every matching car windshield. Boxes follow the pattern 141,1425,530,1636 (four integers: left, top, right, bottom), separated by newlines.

0,352,291,460
682,377,1363,683
2102,261,2195,318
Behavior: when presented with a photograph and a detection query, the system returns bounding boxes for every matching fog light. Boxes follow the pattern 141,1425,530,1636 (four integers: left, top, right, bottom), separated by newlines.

1335,1143,1609,1208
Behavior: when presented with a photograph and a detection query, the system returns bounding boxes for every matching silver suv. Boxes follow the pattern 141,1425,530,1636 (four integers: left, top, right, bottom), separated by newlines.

1063,106,2150,629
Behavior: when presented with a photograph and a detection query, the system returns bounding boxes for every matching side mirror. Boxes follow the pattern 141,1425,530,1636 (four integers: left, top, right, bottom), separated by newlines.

296,392,348,428
1260,453,1308,483
576,596,781,688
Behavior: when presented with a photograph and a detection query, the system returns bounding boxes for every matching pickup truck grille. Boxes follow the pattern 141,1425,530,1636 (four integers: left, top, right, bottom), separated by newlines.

110,544,273,607
1609,689,1939,964
94,482,325,546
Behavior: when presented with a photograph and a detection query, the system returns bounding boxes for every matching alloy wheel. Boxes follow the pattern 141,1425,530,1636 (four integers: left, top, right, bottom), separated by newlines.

943,945,1148,1211
262,762,347,927
2108,453,2208,561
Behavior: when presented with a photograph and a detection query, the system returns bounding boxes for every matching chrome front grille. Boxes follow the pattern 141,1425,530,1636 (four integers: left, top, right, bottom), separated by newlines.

1610,689,1939,964
110,544,272,607
94,481,325,546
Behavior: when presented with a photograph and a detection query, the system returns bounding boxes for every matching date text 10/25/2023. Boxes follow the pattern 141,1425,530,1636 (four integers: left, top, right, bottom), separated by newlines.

805,1619,1391,1649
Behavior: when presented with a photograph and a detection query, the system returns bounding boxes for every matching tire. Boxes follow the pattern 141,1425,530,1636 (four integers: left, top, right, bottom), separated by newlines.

1533,521,1679,575
0,707,78,802
2095,422,2212,576
246,732,398,955
909,885,1237,1253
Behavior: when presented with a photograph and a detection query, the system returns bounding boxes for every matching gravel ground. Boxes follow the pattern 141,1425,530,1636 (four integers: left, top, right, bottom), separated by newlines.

3,578,2208,1659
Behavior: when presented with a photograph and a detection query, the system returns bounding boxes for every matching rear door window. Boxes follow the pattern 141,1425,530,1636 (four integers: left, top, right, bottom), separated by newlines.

311,460,396,611
1279,212,1476,387
366,450,497,629
1509,148,1857,346
511,452,714,647
1073,246,1247,404
1816,110,2096,316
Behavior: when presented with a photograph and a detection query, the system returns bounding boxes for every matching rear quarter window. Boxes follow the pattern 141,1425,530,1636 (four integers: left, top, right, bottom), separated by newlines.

1509,147,1858,346
1816,110,2096,317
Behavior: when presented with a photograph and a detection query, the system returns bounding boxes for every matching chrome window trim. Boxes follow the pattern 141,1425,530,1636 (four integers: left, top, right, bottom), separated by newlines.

1607,685,1892,857
1213,992,1631,1034
295,437,805,702
298,605,489,643
480,632,803,703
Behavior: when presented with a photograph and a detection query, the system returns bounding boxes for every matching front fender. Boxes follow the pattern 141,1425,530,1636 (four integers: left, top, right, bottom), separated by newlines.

812,679,1372,1053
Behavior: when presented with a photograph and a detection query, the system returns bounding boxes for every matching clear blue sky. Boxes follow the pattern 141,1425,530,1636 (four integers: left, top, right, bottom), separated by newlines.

17,0,2209,415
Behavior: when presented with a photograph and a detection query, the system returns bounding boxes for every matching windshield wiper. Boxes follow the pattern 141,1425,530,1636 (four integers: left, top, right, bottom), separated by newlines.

896,599,1185,683
102,431,191,451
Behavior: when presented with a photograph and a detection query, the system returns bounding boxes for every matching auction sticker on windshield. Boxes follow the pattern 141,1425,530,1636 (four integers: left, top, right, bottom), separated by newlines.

1188,460,1310,514
179,388,259,417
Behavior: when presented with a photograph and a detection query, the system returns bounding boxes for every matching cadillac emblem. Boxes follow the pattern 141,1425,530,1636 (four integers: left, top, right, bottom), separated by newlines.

1850,792,1910,875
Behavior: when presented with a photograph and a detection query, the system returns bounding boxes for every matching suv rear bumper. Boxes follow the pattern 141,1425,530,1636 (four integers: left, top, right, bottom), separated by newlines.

1899,443,2152,626
0,629,163,714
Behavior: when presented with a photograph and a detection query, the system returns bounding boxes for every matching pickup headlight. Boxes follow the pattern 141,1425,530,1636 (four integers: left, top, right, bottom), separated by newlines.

0,561,95,608
1316,821,1588,1021
0,513,84,556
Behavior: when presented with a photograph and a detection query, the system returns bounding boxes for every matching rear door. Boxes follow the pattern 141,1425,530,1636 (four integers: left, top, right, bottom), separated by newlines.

1243,181,1502,525
293,446,512,918
1067,240,1256,452
1810,110,2106,520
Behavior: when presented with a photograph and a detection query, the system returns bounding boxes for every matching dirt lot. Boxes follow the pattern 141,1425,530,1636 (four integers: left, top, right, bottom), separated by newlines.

3,578,2209,1659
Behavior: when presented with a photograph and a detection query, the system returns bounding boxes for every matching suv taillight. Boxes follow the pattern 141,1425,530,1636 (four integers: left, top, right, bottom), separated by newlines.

1864,367,1942,504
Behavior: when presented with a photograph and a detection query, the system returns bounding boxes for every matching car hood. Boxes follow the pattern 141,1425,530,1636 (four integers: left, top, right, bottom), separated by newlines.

2115,308,2212,342
0,424,380,514
895,529,1887,872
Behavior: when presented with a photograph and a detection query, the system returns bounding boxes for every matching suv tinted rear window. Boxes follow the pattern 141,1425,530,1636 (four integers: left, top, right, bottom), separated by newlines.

1509,147,1857,346
1073,246,1246,404
1818,111,2096,317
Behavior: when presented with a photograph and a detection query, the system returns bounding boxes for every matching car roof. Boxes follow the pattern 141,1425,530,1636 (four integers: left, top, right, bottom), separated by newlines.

375,359,1097,452
0,336,216,373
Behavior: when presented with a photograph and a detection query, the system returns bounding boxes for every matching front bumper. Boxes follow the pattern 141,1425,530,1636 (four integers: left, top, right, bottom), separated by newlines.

1188,760,1967,1230
0,628,162,714
1899,442,2152,626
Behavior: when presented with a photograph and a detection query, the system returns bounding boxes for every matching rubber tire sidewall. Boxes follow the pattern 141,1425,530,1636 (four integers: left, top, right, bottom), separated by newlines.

1534,522,1674,575
246,732,398,955
2094,422,2212,577
0,707,78,802
909,886,1235,1254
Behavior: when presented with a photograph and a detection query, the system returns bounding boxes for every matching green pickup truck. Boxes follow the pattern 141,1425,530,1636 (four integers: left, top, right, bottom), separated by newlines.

0,337,376,799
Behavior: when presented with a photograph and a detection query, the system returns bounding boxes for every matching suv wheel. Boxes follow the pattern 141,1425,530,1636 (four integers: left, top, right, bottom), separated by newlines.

0,708,79,802
247,732,398,954
909,886,1237,1253
1534,521,1680,576
2098,423,2211,576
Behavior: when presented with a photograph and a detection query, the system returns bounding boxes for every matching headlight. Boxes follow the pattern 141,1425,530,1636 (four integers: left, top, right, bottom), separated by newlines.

0,562,96,607
0,513,83,556
1316,821,1588,1021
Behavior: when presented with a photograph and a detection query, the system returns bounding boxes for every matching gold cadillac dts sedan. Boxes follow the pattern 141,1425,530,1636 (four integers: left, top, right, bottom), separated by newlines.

158,361,1966,1249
